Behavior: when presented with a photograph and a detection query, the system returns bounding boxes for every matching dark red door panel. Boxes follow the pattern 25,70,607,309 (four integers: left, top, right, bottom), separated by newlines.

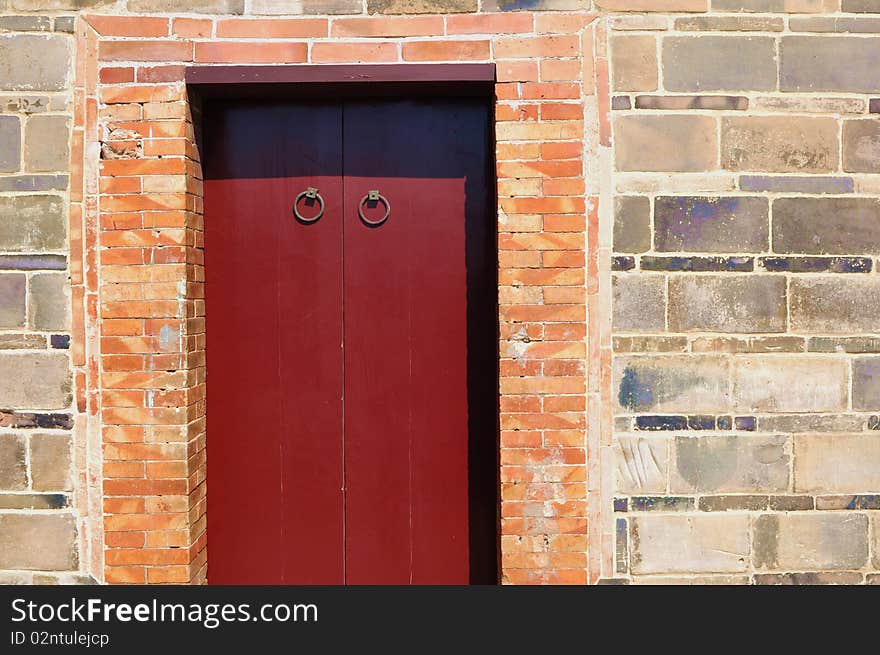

204,102,345,584
342,100,491,584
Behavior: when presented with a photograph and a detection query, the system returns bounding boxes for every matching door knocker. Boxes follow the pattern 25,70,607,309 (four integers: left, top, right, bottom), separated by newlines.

358,190,390,227
293,187,325,223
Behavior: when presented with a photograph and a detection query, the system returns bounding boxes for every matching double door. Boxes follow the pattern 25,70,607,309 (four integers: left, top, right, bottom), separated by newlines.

203,97,496,584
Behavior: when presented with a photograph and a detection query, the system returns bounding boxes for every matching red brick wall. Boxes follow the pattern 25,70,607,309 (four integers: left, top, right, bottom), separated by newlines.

73,11,603,584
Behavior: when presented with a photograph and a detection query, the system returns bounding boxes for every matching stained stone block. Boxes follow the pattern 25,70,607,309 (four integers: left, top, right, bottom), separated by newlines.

753,513,868,571
0,352,71,410
671,434,789,493
0,34,69,91
667,275,786,333
24,114,69,173
733,356,848,412
721,116,839,173
614,196,650,253
30,433,71,492
0,434,26,490
654,196,767,252
367,0,477,12
611,35,657,92
663,36,776,91
250,0,363,12
0,274,26,328
0,513,77,571
612,274,665,333
790,278,880,333
630,514,750,574
0,195,65,251
843,119,880,173
852,358,880,411
615,115,717,172
615,437,668,494
614,355,730,413
795,434,880,493
781,36,880,93
28,273,68,331
773,198,880,255
0,115,20,172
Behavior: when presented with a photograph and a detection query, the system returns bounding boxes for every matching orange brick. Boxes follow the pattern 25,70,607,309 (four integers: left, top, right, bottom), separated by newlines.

535,13,596,34
100,40,192,62
195,41,308,64
521,82,580,100
148,567,191,584
331,16,442,37
496,60,539,83
541,102,584,120
105,531,146,548
446,13,534,35
137,65,186,83
173,17,212,38
311,42,398,63
544,214,586,232
542,141,582,160
105,566,146,584
543,177,585,196
101,84,183,104
101,158,186,176
403,40,490,62
494,36,579,59
541,58,582,82
87,15,169,37
99,66,134,84
216,18,328,38
100,176,141,194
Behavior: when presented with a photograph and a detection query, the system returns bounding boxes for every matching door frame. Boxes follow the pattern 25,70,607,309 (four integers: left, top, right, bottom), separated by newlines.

195,69,501,584
74,12,599,585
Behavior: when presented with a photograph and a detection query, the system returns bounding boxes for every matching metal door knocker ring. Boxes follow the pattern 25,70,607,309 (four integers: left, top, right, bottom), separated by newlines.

358,190,390,227
293,187,324,223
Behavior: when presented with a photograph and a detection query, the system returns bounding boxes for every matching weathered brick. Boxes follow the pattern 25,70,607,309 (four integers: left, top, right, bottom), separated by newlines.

791,16,880,32
663,37,776,92
0,175,68,192
843,119,880,173
0,434,26,490
733,356,848,412
0,274,26,328
795,434,880,494
614,355,730,413
615,115,717,172
773,198,880,255
0,115,20,172
760,414,864,433
30,433,71,492
853,358,880,411
11,0,113,7
721,116,839,173
844,0,880,10
641,256,752,272
367,0,476,12
781,37,880,93
0,34,69,91
668,276,786,333
612,274,665,333
674,16,784,31
28,273,68,331
0,513,77,571
753,96,866,115
671,435,789,493
614,196,650,254
0,334,45,349
611,35,657,92
613,336,688,353
251,0,362,13
698,495,768,511
654,196,767,253
630,515,749,574
24,114,68,173
759,256,871,273
0,352,71,410
809,337,880,353
0,196,65,251
791,278,880,333
0,16,50,31
753,513,868,571
712,0,837,11
755,572,865,585
739,175,853,194
485,0,586,9
634,95,748,111
128,0,244,11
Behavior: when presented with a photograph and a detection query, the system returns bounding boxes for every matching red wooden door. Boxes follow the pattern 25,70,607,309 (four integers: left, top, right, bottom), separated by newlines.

204,96,496,585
